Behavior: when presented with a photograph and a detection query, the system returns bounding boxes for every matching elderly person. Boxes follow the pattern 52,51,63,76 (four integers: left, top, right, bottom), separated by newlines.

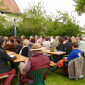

28,37,35,58
0,36,16,85
20,35,25,45
50,36,55,44
4,36,8,44
71,36,76,43
29,36,33,42
19,39,29,57
51,36,58,52
76,37,80,43
79,37,85,52
79,37,85,57
19,43,50,85
42,37,51,50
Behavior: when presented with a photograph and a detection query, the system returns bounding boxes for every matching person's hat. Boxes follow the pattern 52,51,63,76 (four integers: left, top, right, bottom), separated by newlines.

31,43,44,51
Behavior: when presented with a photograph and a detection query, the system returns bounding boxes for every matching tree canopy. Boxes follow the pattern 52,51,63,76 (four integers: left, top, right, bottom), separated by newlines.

73,0,85,15
45,10,81,37
0,1,83,38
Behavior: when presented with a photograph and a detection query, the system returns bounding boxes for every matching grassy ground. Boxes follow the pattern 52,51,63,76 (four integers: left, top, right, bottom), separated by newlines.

45,69,85,85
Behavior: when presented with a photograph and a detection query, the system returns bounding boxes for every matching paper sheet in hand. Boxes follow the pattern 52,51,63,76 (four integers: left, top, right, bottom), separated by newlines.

56,51,63,53
10,55,15,58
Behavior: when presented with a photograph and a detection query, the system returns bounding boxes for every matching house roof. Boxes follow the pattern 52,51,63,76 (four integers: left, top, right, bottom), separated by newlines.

0,0,21,14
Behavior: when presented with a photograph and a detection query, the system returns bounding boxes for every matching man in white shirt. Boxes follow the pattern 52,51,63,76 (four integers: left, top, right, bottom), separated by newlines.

42,37,51,50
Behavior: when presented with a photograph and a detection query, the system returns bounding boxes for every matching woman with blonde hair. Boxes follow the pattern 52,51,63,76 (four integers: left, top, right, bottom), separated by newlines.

4,36,8,42
71,36,76,43
19,39,29,57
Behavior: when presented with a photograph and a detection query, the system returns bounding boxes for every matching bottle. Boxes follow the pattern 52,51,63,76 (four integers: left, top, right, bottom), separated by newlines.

54,47,56,52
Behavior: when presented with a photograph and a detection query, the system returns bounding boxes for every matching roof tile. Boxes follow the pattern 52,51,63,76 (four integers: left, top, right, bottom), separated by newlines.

0,0,21,13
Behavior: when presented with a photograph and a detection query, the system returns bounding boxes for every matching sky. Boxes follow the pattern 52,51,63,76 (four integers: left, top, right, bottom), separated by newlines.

15,0,85,28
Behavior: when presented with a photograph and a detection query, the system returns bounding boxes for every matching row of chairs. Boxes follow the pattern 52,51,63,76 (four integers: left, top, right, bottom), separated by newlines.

0,68,47,85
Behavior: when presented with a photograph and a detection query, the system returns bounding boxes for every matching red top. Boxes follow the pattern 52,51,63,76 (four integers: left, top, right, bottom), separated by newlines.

29,53,50,73
21,53,50,85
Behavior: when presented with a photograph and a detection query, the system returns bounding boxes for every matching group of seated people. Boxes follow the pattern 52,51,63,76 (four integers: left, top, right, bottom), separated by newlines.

52,37,85,79
0,35,85,85
0,36,50,85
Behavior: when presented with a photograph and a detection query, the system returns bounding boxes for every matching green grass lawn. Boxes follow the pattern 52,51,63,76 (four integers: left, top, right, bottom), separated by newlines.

45,69,85,85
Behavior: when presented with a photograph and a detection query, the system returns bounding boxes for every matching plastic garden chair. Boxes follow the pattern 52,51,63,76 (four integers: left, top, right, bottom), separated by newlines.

27,68,47,85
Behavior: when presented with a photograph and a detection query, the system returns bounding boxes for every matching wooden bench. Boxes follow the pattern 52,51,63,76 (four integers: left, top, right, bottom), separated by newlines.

0,75,9,79
0,75,9,85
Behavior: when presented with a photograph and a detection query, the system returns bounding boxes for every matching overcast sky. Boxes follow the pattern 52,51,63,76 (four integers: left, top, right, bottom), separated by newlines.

15,0,85,27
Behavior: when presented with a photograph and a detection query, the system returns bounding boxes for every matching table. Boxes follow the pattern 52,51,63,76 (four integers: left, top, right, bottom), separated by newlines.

6,50,56,66
42,49,66,61
42,49,66,55
6,50,29,63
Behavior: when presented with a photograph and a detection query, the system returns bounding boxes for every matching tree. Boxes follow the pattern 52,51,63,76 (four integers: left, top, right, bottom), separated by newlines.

73,0,85,15
0,16,10,36
18,2,46,38
39,9,82,37
50,10,82,37
44,15,59,37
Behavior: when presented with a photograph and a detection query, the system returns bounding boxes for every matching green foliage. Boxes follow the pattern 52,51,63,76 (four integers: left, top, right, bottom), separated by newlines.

0,16,7,36
56,11,81,37
17,2,46,38
0,16,14,36
45,10,81,37
73,0,85,15
45,18,59,36
0,1,82,38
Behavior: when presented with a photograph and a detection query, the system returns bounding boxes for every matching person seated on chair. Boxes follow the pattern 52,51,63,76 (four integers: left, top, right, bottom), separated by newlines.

19,39,29,57
28,37,35,58
0,36,16,85
5,36,16,52
52,37,65,63
53,42,82,71
19,43,50,85
64,42,82,61
15,38,22,54
79,37,85,57
64,37,72,55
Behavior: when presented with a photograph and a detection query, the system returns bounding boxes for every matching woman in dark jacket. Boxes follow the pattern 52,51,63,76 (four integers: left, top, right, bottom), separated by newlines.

53,37,65,63
19,39,29,57
15,38,22,54
0,36,16,85
64,38,72,55
56,37,65,51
